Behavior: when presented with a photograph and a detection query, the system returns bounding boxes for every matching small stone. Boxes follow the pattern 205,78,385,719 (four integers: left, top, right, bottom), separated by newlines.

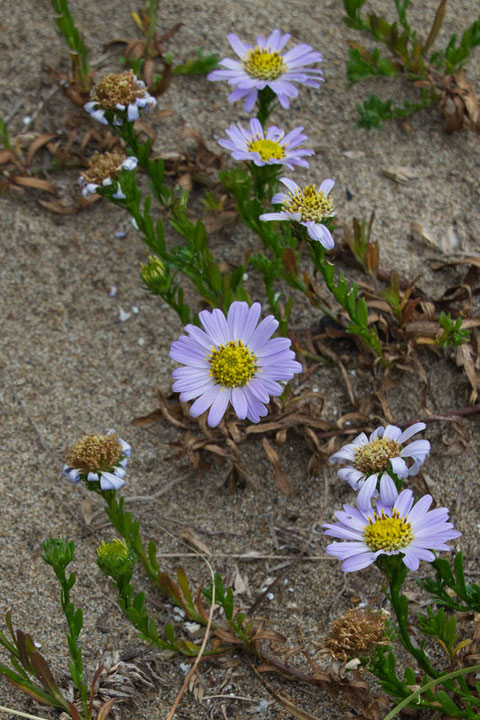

119,308,131,322
132,305,139,314
114,231,126,239
266,592,274,601
108,285,117,297
137,337,145,346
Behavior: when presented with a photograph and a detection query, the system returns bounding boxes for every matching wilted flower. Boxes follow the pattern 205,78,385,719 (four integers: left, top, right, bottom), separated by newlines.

323,474,461,573
218,118,313,170
85,70,156,126
325,608,387,662
208,29,323,111
260,177,335,249
63,429,131,490
78,150,138,198
329,422,430,493
170,301,302,427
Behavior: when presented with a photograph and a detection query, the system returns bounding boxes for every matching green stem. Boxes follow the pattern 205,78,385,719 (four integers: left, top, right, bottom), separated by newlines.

256,87,278,128
100,490,159,583
384,665,480,720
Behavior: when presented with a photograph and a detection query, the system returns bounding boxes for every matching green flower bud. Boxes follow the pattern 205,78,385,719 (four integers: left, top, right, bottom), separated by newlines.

42,538,76,569
141,256,170,293
96,538,135,580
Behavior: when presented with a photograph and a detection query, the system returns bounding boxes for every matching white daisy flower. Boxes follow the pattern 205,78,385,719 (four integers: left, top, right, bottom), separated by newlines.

78,151,137,199
260,177,335,249
85,70,156,127
329,422,431,493
218,118,314,170
63,429,131,491
208,29,323,111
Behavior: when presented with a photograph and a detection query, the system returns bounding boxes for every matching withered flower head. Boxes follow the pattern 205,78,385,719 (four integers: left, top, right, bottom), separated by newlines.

63,429,131,491
78,151,138,198
325,608,387,662
92,70,146,110
81,150,126,185
85,71,156,126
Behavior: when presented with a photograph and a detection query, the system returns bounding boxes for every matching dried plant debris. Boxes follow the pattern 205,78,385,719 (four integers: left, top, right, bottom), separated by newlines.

57,648,168,720
323,608,388,662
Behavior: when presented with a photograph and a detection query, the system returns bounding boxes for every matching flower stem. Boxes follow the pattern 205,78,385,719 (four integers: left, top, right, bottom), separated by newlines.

386,564,438,679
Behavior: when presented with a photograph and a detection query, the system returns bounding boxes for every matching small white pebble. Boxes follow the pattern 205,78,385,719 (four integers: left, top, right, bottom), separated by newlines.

242,272,249,281
119,308,131,322
34,640,42,649
266,592,274,601
174,608,186,618
179,662,190,674
288,586,294,592
283,578,290,585
109,285,117,298
23,116,32,125
131,217,139,230
132,305,139,314
257,698,268,712
114,231,126,239
137,337,145,346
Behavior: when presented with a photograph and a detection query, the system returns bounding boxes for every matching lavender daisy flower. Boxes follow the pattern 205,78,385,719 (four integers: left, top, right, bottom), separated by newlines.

218,118,314,170
170,301,302,428
78,151,138,199
260,177,335,249
63,429,131,491
85,70,156,126
329,422,430,493
207,29,323,111
323,474,461,572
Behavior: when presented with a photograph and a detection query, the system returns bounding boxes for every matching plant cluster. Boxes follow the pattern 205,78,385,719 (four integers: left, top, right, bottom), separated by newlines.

1,2,480,720
343,0,480,131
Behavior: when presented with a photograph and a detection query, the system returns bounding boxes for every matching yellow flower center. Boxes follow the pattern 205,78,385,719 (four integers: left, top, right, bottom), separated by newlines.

363,509,414,552
67,433,122,473
283,185,334,223
248,138,285,161
354,438,401,475
209,340,257,388
243,48,287,80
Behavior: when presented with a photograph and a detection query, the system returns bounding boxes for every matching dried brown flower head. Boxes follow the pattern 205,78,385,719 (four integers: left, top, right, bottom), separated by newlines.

66,433,123,473
81,150,126,185
325,608,387,662
92,70,146,110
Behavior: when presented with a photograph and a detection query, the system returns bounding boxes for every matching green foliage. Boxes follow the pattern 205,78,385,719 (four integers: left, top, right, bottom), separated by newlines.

42,538,90,719
432,19,480,73
203,573,253,645
343,0,480,129
51,0,91,90
418,552,480,613
0,611,71,713
347,47,399,85
355,92,435,129
308,240,383,357
0,114,12,151
173,48,220,75
436,312,471,348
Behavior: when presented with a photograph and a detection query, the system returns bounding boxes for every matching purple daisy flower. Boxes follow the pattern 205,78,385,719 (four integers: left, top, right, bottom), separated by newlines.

63,429,131,491
170,301,302,428
329,423,430,493
207,29,323,111
323,474,461,573
218,118,314,170
260,177,335,249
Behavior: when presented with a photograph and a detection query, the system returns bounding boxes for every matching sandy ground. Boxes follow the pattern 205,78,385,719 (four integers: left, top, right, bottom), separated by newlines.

1,1,480,719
